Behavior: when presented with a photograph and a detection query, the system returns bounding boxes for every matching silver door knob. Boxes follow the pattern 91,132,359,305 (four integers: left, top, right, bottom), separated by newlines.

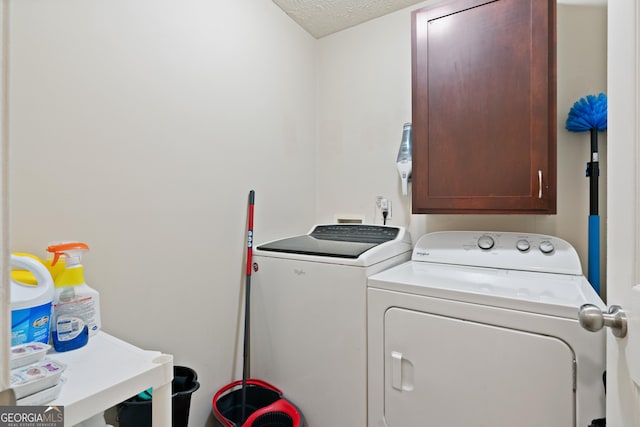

579,304,628,338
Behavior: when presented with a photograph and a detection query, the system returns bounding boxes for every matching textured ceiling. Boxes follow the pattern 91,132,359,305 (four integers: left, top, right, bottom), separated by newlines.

272,0,428,38
273,0,608,39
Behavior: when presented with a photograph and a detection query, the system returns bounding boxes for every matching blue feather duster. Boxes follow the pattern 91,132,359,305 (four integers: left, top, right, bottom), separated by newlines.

566,93,608,132
565,93,607,295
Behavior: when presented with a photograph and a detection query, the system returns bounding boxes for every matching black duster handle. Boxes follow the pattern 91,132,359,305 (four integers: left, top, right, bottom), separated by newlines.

588,128,599,216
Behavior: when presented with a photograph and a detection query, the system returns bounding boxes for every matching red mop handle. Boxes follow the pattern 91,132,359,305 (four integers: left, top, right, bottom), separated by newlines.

241,189,255,424
246,190,255,276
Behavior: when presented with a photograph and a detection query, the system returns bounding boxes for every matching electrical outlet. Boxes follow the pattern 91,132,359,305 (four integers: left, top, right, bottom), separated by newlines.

380,199,391,219
376,196,392,221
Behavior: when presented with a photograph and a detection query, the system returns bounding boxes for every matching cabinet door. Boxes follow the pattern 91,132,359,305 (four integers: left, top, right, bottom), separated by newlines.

411,0,556,214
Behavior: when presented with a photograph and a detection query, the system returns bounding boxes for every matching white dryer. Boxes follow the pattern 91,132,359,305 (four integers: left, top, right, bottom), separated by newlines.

250,224,412,427
367,231,606,427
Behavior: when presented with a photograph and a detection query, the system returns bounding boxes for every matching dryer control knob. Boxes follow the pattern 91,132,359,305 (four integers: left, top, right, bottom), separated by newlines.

539,240,554,254
516,239,530,252
477,235,495,250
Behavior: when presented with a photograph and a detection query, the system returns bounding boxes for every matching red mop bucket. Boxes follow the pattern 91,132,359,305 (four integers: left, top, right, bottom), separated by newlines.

212,379,304,427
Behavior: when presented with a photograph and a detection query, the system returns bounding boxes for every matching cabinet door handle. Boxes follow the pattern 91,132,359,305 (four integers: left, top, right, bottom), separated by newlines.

538,170,543,199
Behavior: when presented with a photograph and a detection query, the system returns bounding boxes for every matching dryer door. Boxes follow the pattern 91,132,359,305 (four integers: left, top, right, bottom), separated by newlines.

384,307,575,426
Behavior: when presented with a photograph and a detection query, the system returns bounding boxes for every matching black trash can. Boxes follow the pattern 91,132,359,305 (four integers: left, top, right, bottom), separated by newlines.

118,365,200,427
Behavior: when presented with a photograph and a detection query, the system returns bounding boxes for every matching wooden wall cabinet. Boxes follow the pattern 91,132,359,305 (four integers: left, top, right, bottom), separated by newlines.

411,0,556,214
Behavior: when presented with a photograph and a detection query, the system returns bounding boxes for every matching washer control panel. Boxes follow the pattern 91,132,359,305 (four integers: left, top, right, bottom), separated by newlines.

413,231,582,275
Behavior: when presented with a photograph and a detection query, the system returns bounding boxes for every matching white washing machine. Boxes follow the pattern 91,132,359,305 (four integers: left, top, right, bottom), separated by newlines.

367,231,606,427
250,224,412,427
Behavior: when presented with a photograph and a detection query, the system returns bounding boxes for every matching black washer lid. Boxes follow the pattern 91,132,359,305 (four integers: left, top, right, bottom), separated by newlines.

256,225,400,259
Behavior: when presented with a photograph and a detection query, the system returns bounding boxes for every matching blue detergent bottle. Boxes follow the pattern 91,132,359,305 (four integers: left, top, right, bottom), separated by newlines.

10,254,55,346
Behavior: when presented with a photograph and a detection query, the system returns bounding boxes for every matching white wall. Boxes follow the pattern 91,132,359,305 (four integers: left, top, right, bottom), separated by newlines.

317,2,608,294
8,1,316,425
